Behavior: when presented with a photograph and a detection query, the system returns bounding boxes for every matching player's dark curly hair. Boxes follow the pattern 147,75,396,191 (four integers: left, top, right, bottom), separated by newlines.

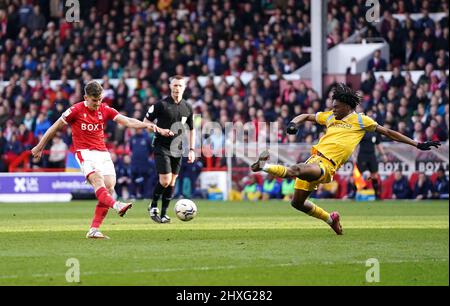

332,83,361,109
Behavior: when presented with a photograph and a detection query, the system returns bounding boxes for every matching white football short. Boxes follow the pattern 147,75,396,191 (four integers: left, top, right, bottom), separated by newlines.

74,150,116,178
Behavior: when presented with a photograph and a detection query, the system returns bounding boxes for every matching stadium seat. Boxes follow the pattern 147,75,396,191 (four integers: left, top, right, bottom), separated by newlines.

409,172,419,191
430,172,438,185
381,173,396,199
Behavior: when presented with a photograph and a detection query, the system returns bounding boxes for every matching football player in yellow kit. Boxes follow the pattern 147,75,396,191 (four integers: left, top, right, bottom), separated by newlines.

251,83,441,235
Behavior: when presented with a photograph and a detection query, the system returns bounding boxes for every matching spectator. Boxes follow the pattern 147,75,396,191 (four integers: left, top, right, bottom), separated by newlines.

176,158,203,199
0,129,7,171
388,66,406,89
313,180,339,199
413,173,434,200
3,133,23,167
367,50,388,72
115,155,132,200
16,123,35,150
129,128,153,199
281,177,295,201
26,5,46,32
434,167,449,199
18,0,33,26
229,181,243,201
242,175,261,201
392,171,411,199
262,174,281,200
0,105,8,128
34,113,51,138
343,177,357,200
47,134,68,168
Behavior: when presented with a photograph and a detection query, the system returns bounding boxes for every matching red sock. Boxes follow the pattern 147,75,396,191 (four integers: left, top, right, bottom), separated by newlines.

95,187,116,208
91,202,109,228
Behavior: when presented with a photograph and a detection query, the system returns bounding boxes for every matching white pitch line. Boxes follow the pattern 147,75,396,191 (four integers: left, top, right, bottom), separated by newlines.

0,259,448,281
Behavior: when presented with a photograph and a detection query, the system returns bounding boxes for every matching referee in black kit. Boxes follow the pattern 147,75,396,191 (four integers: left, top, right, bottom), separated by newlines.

144,75,196,223
357,130,388,200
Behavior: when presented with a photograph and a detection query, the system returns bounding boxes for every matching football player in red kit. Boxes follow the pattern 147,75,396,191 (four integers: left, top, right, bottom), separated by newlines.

32,81,173,239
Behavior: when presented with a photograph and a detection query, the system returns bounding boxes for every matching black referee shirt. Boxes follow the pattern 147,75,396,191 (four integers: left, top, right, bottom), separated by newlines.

359,131,381,156
145,96,194,150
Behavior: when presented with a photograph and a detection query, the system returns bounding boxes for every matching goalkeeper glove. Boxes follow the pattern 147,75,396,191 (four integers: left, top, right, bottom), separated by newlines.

417,141,441,151
286,122,298,135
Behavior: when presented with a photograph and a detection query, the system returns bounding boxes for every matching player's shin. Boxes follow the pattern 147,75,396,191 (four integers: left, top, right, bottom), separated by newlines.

262,164,288,178
95,186,116,208
161,185,174,216
305,200,332,224
91,202,109,228
151,182,165,208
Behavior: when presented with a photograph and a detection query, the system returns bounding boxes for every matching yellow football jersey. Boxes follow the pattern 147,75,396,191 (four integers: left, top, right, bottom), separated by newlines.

312,111,378,168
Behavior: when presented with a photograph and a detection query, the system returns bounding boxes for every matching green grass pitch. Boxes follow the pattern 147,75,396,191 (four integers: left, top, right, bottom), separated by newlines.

0,200,448,285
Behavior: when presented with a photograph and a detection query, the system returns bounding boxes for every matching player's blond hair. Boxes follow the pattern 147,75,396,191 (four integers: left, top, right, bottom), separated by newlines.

169,75,186,84
85,81,103,98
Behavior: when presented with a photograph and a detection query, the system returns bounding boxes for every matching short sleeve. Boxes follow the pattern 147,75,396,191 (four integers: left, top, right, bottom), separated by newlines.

315,111,334,126
145,102,162,121
61,106,77,125
375,133,382,145
361,115,378,132
104,105,119,121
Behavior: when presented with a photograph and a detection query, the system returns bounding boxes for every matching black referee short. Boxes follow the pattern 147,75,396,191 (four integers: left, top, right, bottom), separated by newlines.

357,154,379,173
154,146,182,175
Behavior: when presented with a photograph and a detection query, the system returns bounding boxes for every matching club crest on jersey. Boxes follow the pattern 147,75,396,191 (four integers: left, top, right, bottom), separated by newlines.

84,113,87,118
98,112,103,120
181,116,187,124
63,108,72,117
148,105,154,114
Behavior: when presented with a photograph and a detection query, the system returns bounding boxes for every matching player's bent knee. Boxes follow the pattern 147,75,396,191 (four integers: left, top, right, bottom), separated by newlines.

89,174,105,189
291,200,305,210
160,180,171,188
289,164,303,177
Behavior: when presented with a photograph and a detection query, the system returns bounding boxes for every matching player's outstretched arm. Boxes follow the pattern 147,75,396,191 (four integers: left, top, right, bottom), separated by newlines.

31,118,66,160
286,114,316,134
375,125,441,151
142,118,174,137
116,115,174,137
115,114,154,130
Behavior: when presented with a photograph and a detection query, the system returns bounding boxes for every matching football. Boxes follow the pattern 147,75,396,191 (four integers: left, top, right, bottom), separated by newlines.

174,199,197,221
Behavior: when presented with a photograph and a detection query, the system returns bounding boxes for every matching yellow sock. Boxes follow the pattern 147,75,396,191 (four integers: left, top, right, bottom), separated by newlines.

307,202,331,223
263,164,288,178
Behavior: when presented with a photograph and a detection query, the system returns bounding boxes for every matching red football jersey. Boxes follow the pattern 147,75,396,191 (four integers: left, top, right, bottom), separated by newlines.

61,101,119,151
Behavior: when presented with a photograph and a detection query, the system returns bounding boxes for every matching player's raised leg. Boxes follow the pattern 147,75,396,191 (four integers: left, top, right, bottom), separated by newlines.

251,150,322,181
252,150,342,235
88,175,120,238
86,172,132,239
291,189,342,235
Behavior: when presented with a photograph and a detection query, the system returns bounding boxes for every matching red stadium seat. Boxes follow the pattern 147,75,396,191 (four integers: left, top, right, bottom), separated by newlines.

333,174,348,199
381,173,395,199
409,172,419,191
430,172,438,185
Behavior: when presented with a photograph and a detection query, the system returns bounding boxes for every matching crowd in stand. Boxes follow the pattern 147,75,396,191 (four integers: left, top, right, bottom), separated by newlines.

0,0,448,199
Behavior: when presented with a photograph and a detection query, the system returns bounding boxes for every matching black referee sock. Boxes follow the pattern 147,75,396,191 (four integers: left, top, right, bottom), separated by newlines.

372,177,380,199
151,182,165,209
161,185,174,216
